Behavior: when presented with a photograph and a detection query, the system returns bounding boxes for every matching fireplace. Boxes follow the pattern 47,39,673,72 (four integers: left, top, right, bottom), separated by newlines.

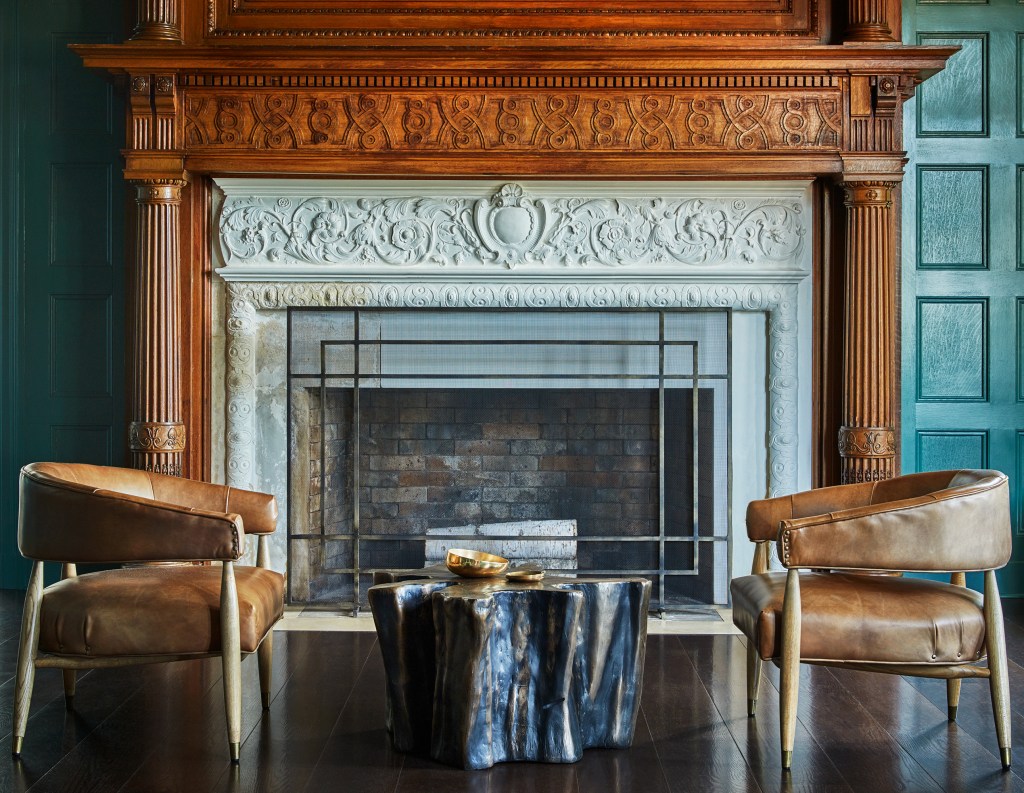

212,178,812,609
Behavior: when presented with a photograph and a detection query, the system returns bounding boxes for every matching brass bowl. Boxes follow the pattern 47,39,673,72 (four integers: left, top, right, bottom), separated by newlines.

445,548,509,578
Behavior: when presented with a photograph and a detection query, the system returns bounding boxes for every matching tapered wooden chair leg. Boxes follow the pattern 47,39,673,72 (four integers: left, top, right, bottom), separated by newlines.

13,562,44,757
62,670,77,711
747,639,762,717
946,679,961,722
221,562,242,763
257,632,273,710
984,570,1011,769
779,569,801,771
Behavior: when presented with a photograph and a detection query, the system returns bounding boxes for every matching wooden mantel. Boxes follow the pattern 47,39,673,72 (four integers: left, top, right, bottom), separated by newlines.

72,0,954,486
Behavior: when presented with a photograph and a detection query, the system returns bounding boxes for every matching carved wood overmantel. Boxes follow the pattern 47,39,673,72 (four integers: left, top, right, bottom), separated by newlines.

72,0,951,486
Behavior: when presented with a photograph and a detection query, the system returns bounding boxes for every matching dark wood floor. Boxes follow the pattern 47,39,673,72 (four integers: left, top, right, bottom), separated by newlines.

2,592,1024,792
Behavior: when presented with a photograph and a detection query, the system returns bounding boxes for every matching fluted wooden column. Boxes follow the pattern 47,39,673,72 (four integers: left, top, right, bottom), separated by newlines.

839,181,897,484
130,0,182,42
845,0,896,42
130,179,186,476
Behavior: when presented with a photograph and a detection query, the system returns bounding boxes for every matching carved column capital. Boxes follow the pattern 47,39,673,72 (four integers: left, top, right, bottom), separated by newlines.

129,421,187,453
132,178,187,202
842,181,897,206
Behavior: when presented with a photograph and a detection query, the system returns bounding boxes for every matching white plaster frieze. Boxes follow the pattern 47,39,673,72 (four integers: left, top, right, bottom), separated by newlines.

216,181,808,281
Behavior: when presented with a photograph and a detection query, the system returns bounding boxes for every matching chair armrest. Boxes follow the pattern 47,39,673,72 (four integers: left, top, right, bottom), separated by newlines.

19,470,245,564
148,473,277,535
777,475,1011,572
745,482,877,542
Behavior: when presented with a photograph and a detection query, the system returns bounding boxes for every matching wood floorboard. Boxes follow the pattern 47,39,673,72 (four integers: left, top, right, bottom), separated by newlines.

825,666,1024,793
0,591,1018,792
642,635,762,792
760,658,946,792
683,634,853,793
217,632,378,793
301,637,404,793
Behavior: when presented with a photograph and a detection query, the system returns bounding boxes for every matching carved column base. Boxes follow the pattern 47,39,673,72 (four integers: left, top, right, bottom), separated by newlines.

839,426,895,484
129,421,185,477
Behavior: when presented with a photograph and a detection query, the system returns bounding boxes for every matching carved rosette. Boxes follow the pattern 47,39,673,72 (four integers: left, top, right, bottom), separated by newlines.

131,178,187,476
840,180,898,484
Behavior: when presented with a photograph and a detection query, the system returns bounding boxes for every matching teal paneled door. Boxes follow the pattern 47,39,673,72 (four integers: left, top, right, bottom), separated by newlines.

0,1,126,586
903,0,1024,593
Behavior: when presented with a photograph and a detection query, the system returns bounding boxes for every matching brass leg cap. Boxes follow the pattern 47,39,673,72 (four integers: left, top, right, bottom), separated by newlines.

12,737,23,757
1001,748,1011,769
947,705,957,722
747,698,757,717
230,742,240,764
261,691,270,710
782,750,793,770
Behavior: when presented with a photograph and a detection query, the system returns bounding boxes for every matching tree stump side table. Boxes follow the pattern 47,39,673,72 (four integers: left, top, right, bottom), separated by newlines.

368,568,651,770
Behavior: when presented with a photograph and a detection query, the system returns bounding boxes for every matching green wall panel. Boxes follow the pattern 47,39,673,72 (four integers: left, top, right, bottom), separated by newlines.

49,295,111,398
917,165,988,268
917,33,988,136
50,425,111,464
916,298,988,400
50,33,113,135
917,431,989,470
50,163,111,268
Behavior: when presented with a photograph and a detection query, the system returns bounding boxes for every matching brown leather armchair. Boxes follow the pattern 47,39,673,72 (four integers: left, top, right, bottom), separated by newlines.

731,470,1012,771
13,463,285,763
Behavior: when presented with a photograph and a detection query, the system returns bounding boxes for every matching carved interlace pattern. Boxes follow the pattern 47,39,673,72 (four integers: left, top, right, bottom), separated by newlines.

837,426,896,458
184,91,842,153
219,183,806,270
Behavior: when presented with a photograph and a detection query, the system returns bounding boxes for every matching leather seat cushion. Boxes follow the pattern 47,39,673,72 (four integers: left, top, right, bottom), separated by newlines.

39,566,284,657
731,572,986,664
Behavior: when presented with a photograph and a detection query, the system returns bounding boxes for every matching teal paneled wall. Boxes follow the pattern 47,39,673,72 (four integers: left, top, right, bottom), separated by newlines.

903,0,1024,594
0,1,127,588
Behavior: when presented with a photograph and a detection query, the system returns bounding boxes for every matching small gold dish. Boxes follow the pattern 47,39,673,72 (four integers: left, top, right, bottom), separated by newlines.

506,567,545,583
445,548,509,578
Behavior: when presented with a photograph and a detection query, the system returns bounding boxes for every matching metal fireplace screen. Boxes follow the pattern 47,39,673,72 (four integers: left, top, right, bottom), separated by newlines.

287,308,731,613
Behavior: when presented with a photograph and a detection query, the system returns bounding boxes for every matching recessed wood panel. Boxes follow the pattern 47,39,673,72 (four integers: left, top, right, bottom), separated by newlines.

49,295,112,398
917,33,987,136
917,298,988,401
50,163,111,268
205,0,824,43
916,430,988,471
50,425,112,464
916,166,987,269
1018,165,1024,268
51,33,113,134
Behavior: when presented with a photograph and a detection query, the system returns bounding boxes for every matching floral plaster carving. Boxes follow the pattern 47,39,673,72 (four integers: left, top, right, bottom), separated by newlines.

219,183,805,272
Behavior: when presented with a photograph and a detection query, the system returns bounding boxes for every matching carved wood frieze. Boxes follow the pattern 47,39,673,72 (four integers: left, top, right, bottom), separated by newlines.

182,89,843,154
218,183,806,271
